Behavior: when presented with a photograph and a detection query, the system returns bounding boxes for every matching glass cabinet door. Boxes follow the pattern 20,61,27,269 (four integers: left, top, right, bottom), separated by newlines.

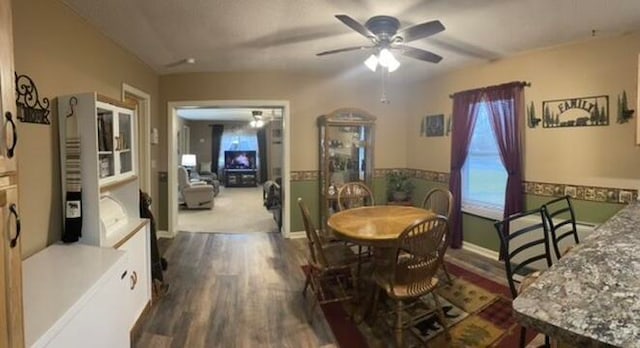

318,109,376,226
96,104,135,182
117,111,133,175
97,107,115,179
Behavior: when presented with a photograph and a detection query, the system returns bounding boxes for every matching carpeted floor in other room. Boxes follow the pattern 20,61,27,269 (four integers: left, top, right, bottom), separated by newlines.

178,186,278,233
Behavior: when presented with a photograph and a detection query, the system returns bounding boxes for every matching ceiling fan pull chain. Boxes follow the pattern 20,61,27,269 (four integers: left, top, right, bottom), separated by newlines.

380,67,390,104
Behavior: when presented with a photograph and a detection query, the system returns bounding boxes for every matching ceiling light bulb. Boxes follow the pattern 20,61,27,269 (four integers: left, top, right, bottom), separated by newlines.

256,120,264,128
250,120,257,128
364,54,378,72
387,57,400,72
378,49,400,72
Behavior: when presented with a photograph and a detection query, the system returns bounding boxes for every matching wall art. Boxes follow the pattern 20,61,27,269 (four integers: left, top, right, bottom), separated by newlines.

422,114,444,137
14,72,50,125
541,95,608,128
617,90,634,123
527,101,541,128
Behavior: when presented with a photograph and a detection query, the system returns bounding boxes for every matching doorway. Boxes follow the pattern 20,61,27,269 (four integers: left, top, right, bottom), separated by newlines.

167,100,290,237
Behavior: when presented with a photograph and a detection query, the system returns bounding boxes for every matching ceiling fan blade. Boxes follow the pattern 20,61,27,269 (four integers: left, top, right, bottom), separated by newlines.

397,20,445,43
396,45,443,63
335,14,375,39
316,46,371,56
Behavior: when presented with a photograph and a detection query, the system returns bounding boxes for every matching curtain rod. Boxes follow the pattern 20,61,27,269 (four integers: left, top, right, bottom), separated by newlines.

448,81,531,99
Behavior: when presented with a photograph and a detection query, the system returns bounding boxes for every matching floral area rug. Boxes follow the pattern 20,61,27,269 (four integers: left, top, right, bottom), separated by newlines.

307,261,538,347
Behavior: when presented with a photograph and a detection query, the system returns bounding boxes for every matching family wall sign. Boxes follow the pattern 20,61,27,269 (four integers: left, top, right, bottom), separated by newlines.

541,95,609,128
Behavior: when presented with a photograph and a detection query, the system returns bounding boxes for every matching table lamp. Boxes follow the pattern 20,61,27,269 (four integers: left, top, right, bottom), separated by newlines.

181,154,197,176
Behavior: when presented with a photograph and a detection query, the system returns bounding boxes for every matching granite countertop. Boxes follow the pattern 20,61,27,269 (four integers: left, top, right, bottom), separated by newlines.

513,201,640,347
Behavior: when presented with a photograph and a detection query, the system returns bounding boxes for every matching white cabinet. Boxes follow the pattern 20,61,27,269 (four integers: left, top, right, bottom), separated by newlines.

57,93,141,247
56,92,151,336
23,244,130,348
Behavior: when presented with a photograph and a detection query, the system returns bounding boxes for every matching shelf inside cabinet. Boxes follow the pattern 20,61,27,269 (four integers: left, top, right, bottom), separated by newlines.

100,174,137,193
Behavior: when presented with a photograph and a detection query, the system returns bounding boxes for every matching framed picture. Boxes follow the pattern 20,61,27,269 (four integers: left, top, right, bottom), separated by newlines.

424,114,444,137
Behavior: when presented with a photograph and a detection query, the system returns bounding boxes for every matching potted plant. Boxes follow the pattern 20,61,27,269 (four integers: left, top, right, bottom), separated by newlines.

387,170,414,201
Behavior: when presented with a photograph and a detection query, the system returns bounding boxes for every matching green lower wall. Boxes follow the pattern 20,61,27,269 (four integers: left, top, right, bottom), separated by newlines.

290,177,628,252
413,178,626,252
289,177,388,232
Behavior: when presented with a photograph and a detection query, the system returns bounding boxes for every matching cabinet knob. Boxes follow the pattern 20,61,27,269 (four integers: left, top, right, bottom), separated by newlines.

4,112,17,158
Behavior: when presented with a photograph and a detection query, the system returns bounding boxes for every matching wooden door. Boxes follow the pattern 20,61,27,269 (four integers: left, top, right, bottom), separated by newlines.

0,0,24,347
0,0,17,174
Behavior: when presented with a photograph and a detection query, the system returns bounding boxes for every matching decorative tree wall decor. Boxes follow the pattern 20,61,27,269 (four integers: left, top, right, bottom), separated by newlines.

541,95,609,128
617,90,634,123
527,101,541,128
14,72,50,124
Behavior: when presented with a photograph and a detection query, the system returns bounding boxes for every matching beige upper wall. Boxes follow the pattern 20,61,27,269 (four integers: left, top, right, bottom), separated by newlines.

12,0,159,258
159,72,411,172
407,32,640,189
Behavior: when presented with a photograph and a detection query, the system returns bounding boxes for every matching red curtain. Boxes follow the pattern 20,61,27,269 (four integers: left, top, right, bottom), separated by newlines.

486,82,525,256
448,90,483,248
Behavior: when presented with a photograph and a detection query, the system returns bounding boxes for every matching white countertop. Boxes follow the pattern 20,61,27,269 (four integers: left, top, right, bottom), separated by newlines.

23,243,126,348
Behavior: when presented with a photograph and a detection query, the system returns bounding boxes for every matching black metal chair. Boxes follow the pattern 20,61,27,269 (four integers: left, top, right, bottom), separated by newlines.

541,195,580,260
494,208,553,348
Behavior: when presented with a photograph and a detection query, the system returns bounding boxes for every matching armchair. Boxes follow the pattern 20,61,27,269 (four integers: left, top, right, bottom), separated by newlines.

194,161,220,196
178,166,215,209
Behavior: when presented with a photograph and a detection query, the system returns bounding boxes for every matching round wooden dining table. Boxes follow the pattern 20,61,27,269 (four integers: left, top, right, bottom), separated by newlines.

327,205,434,248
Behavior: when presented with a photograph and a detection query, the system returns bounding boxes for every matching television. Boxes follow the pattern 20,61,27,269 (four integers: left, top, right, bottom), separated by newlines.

224,150,256,169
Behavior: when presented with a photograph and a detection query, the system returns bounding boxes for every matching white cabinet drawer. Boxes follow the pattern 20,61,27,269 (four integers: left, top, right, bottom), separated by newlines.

116,220,151,329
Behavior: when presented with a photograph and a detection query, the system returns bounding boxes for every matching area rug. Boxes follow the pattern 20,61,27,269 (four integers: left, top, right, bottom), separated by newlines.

310,261,538,347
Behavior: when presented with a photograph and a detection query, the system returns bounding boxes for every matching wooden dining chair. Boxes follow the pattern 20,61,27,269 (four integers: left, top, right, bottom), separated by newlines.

337,181,375,211
336,181,375,281
541,195,580,260
421,187,454,284
372,215,451,347
494,208,553,348
297,198,356,322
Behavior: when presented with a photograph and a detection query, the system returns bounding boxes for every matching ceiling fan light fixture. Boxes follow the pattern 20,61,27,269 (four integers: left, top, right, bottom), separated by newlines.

364,54,378,72
379,48,400,72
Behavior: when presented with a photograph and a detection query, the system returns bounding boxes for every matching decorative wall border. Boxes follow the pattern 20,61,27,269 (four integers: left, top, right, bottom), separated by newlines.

523,181,637,204
289,170,319,181
288,169,637,204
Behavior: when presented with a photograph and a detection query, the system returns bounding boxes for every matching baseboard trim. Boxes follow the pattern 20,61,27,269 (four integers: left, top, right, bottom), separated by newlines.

156,230,173,239
287,231,306,239
462,242,499,260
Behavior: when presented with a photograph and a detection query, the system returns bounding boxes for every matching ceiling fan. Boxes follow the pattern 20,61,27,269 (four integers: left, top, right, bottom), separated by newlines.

316,15,445,71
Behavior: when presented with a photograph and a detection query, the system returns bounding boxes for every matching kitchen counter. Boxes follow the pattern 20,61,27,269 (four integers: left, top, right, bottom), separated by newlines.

513,201,640,347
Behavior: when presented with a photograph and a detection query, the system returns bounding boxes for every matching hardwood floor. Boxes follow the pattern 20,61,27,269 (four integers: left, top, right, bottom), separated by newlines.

134,232,336,348
134,232,511,348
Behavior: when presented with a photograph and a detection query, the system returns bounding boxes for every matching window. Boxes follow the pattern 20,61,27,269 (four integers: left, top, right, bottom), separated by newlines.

462,102,507,217
217,128,259,170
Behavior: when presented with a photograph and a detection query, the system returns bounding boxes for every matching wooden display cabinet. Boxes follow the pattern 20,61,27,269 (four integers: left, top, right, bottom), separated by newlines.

317,108,376,227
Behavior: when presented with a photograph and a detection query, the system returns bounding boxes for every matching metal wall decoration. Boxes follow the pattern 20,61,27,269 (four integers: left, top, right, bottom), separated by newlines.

527,101,541,128
14,72,50,124
421,114,444,137
542,95,608,128
617,90,634,123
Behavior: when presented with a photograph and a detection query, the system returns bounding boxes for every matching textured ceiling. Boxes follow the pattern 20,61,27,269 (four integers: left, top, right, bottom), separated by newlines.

62,0,640,81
